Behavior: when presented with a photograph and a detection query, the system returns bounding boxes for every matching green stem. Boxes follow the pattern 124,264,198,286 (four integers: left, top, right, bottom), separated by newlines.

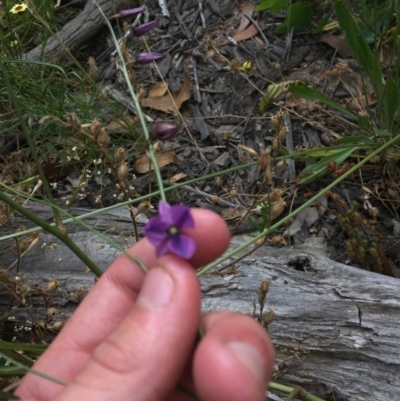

0,191,102,277
269,381,327,401
96,4,166,201
0,352,67,387
198,132,400,276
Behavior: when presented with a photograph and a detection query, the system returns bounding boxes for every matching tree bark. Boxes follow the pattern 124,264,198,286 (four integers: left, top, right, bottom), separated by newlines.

1,204,399,401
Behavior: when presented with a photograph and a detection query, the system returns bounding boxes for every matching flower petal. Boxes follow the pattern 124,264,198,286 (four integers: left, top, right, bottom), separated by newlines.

171,205,194,230
155,237,172,257
169,234,196,259
144,216,169,246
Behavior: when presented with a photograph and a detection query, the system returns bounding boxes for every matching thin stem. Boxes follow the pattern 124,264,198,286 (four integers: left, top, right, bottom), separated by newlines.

96,4,166,201
0,191,102,277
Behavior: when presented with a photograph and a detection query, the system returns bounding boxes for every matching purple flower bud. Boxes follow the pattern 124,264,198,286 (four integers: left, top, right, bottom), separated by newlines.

134,20,159,37
136,52,166,64
109,6,145,20
149,122,180,141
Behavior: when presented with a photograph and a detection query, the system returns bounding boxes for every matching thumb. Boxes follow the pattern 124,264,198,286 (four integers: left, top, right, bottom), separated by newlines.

54,256,201,401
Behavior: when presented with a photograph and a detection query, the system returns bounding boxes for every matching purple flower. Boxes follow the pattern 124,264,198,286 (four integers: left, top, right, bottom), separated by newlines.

144,201,196,259
109,7,145,20
149,122,181,141
137,52,166,64
134,20,159,36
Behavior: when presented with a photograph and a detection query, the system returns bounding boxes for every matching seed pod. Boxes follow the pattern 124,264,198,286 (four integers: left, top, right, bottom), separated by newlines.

114,147,125,165
118,162,129,184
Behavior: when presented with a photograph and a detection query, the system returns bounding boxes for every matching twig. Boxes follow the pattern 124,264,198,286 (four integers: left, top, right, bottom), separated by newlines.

165,182,240,208
158,0,170,17
192,57,202,103
198,0,206,29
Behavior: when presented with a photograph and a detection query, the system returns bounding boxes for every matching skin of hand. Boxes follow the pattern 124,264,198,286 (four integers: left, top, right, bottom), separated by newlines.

15,209,275,401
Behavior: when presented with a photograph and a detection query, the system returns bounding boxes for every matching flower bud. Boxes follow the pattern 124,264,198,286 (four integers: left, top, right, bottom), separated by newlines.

149,122,180,141
136,52,166,64
134,20,159,36
109,6,145,20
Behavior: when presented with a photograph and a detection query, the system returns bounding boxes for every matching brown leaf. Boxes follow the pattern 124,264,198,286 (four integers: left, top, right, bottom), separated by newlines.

168,172,187,183
320,35,353,58
148,81,168,98
232,24,258,43
140,74,191,113
134,151,176,174
235,2,254,34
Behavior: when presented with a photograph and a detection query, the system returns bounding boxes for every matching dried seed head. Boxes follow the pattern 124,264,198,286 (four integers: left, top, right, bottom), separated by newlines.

278,126,289,143
270,199,286,220
114,147,126,165
47,280,60,291
117,162,129,184
259,148,272,176
47,307,58,317
91,120,103,139
263,309,275,327
96,129,109,149
270,235,286,247
66,113,82,130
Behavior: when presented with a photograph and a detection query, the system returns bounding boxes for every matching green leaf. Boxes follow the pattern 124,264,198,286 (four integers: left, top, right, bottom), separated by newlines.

313,9,332,34
275,2,313,34
287,82,357,120
255,0,291,12
381,76,400,131
0,340,47,354
298,147,358,184
334,0,383,97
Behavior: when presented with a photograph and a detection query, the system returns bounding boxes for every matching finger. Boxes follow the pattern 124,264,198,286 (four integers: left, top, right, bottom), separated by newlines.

16,209,230,401
193,312,275,401
53,256,201,401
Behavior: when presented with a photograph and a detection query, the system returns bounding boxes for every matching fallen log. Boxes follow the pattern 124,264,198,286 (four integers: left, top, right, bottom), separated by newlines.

0,204,399,401
24,0,128,61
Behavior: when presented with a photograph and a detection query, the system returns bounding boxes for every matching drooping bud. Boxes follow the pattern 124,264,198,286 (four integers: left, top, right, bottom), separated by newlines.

149,122,180,141
134,20,159,36
109,6,145,20
136,52,166,64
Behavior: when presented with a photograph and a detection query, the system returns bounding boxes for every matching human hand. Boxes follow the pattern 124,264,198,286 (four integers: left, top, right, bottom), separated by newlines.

15,209,275,401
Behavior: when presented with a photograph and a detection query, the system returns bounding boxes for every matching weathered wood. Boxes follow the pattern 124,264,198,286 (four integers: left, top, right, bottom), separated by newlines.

1,205,399,401
23,0,129,61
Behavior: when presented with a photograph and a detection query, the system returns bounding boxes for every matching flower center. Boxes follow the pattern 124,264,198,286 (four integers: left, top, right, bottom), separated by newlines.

168,226,179,236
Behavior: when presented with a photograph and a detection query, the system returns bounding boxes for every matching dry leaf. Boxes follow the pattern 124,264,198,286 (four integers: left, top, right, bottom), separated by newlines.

320,35,353,58
235,2,254,34
168,172,187,183
134,151,176,174
148,81,168,98
140,74,191,113
232,24,258,42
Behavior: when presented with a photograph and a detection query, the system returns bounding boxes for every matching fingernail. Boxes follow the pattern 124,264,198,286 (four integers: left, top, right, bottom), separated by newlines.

227,342,267,385
137,268,174,309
